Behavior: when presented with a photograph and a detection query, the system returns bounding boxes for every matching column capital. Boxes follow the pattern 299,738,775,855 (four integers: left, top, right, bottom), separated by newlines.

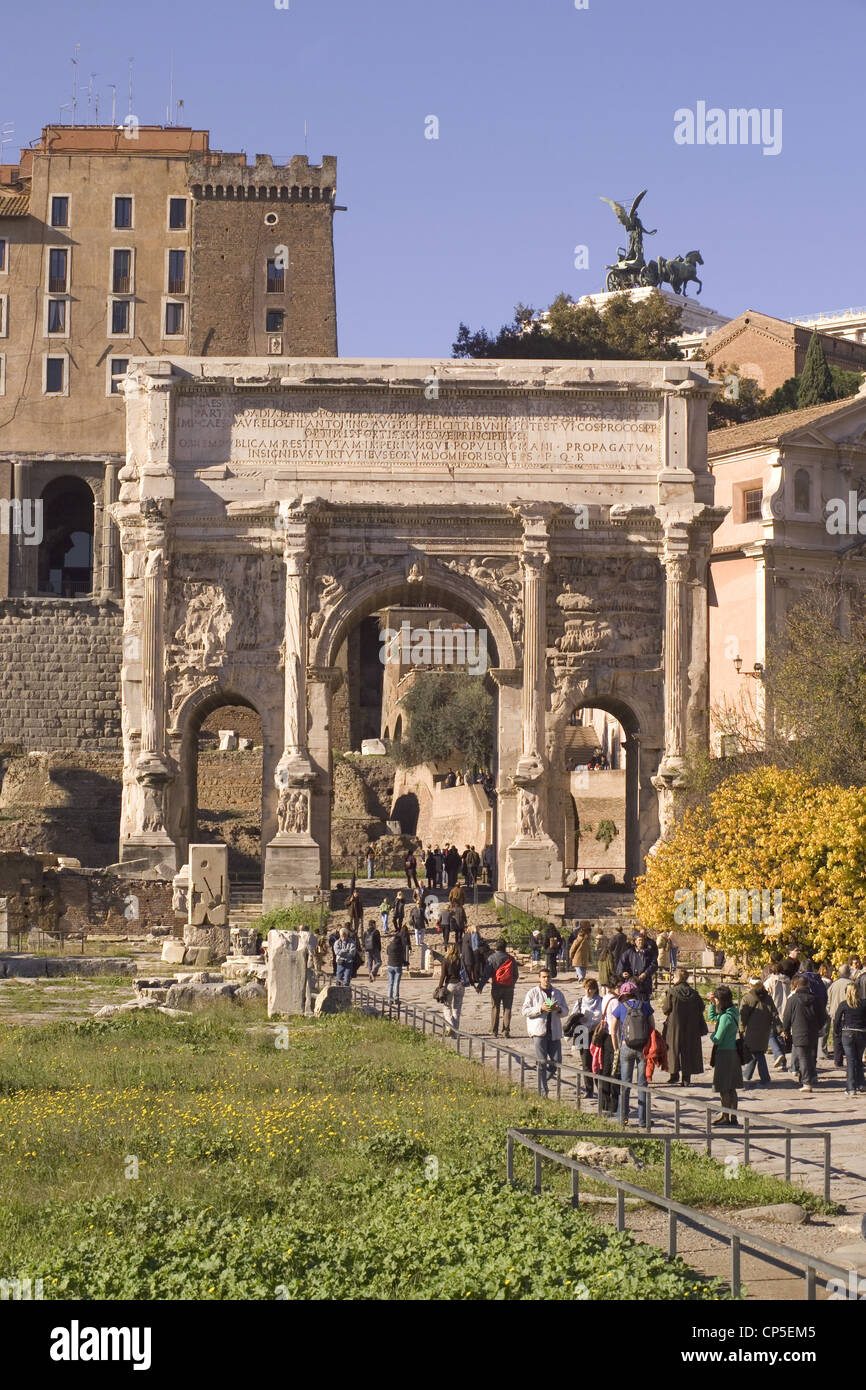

307,664,343,691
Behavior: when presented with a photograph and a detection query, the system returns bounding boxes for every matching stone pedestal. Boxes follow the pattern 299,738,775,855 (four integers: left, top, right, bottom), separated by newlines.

506,839,562,890
263,839,321,909
119,836,179,878
182,923,230,962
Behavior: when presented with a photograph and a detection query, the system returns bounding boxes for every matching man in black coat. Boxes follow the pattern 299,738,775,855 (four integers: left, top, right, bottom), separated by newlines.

781,975,826,1093
444,843,461,889
616,930,658,999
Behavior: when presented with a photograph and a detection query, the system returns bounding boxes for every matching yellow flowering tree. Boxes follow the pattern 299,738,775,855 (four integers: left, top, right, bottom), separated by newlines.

634,767,866,964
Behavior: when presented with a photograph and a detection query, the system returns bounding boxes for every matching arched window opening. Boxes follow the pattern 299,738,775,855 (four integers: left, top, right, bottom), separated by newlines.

37,476,94,596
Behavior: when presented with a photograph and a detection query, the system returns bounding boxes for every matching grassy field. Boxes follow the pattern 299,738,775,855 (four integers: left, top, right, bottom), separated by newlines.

0,1007,832,1301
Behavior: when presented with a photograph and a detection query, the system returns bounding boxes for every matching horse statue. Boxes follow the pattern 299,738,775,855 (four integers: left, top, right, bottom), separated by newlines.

641,251,703,296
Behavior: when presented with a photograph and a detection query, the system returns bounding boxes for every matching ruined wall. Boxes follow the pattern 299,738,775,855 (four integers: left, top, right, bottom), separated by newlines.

0,599,122,750
0,751,122,864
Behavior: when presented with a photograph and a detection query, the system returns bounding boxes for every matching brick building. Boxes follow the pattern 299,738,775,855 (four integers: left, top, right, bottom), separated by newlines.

702,309,866,394
0,124,338,752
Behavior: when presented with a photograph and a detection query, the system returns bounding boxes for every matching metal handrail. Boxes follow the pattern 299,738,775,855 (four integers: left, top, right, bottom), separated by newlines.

349,983,832,1201
507,1126,848,1301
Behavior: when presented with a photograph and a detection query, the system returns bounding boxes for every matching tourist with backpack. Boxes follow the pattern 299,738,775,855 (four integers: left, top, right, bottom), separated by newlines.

610,981,654,1127
542,923,562,979
363,918,382,981
522,968,568,1096
485,937,519,1037
616,930,658,999
461,925,489,993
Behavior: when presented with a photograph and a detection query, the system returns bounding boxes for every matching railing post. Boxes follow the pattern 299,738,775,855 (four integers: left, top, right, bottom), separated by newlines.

668,1210,677,1258
571,1165,579,1209
730,1235,741,1298
706,1105,712,1158
824,1134,831,1206
674,1097,680,1134
556,1066,562,1102
520,1056,526,1091
481,1040,486,1065
805,1265,816,1300
645,1084,652,1133
663,1141,671,1199
616,1187,625,1232
468,1036,473,1060
507,1133,514,1184
743,1114,750,1169
496,1045,501,1072
533,1151,542,1194
785,1130,791,1184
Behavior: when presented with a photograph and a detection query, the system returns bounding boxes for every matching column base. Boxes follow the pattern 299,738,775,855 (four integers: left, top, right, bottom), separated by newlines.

263,835,322,908
504,837,563,892
118,835,179,879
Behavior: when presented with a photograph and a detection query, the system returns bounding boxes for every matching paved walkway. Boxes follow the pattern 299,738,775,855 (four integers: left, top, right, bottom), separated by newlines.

349,960,866,1214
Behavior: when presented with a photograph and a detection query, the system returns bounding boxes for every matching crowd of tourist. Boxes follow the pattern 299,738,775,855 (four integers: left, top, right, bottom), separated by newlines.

322,899,866,1126
362,841,495,888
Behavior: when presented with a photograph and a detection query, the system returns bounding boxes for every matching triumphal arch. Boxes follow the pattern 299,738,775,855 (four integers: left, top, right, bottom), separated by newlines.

113,356,722,907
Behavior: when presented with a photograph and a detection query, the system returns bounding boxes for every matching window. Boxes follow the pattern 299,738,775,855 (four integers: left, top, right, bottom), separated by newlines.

794,468,811,513
48,248,68,292
744,488,763,522
47,299,66,334
44,356,66,394
108,358,129,394
164,301,184,336
37,477,94,596
266,259,285,293
167,250,185,294
266,309,284,332
114,196,133,229
110,299,130,335
0,238,8,273
51,196,69,227
168,197,187,229
112,249,132,293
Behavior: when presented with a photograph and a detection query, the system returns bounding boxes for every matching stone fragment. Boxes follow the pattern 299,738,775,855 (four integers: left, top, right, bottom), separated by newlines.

218,730,238,751
266,929,316,1017
313,984,353,1016
187,844,229,928
164,981,238,1010
238,738,254,751
737,1203,810,1225
182,931,229,964
567,1141,641,1167
360,738,386,756
827,1242,866,1275
162,941,187,964
236,980,267,1003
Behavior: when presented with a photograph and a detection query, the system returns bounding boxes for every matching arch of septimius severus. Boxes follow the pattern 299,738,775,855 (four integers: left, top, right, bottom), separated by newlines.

113,356,723,912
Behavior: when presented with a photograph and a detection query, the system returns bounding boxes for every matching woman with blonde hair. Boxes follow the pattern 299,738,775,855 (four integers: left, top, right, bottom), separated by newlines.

434,942,465,1037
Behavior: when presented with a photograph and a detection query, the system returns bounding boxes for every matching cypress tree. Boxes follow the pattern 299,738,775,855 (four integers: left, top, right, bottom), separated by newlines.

797,331,835,407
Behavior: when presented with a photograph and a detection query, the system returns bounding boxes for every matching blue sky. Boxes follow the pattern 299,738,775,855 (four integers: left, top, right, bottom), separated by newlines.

3,0,864,355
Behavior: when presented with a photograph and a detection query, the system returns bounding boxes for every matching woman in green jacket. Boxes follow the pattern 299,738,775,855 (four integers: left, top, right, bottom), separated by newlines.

707,986,743,1126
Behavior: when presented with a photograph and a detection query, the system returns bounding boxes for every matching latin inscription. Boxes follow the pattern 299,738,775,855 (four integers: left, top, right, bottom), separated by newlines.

173,393,662,469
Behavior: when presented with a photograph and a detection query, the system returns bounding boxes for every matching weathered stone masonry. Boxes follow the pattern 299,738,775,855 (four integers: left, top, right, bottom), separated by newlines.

0,599,122,750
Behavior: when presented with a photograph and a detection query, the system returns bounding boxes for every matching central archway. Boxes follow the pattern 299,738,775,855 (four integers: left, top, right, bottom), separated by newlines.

175,688,265,882
307,564,519,893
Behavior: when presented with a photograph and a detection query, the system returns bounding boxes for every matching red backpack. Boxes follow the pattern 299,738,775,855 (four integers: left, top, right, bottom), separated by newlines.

494,955,516,987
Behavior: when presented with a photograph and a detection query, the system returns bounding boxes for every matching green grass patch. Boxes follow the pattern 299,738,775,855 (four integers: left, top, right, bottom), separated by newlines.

495,901,548,950
247,905,330,935
0,1009,739,1301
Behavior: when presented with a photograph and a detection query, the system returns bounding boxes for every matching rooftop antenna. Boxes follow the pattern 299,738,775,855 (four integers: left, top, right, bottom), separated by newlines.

108,85,117,127
167,51,174,126
128,58,134,118
59,104,72,126
87,73,98,123
71,44,80,126
304,118,308,157
94,83,100,125
176,98,184,125
0,123,14,161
